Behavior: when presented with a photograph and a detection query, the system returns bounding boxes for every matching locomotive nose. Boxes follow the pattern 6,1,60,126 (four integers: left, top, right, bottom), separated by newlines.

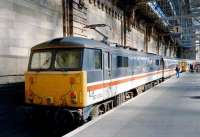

25,71,87,107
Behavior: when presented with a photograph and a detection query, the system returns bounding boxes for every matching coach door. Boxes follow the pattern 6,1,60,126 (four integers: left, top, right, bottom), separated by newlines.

103,52,111,89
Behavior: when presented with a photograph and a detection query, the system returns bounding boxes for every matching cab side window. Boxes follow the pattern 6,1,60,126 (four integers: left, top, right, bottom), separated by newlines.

86,49,102,70
94,50,102,69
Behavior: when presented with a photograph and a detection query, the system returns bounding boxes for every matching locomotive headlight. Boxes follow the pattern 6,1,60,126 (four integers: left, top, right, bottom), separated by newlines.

26,96,33,103
25,89,33,103
69,75,81,84
46,97,54,105
70,77,76,84
29,76,34,84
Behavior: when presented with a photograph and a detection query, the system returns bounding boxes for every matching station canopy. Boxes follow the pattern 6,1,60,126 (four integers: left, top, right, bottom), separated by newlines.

116,0,200,48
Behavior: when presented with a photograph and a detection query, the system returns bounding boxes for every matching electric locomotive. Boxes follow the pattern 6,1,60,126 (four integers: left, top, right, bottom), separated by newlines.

24,37,178,126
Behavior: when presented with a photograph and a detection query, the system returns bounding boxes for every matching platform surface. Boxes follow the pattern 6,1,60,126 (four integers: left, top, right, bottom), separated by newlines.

64,73,200,137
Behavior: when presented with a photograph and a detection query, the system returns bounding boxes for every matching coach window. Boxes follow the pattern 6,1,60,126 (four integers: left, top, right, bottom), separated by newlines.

136,58,139,66
137,58,141,67
144,57,147,66
124,57,128,67
133,57,136,66
141,58,144,66
156,59,160,66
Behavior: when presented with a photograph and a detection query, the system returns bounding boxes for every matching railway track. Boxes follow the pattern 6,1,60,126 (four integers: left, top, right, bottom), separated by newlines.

0,79,164,137
0,83,48,137
0,83,78,137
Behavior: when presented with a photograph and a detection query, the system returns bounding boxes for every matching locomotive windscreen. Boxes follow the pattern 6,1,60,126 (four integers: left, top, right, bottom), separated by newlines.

30,51,52,69
29,49,83,70
55,49,82,69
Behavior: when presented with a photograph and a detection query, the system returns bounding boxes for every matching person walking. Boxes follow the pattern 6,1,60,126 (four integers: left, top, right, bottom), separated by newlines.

175,65,180,78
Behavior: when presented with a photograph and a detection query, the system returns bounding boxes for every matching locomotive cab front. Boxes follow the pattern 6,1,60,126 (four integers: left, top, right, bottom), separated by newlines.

25,48,87,108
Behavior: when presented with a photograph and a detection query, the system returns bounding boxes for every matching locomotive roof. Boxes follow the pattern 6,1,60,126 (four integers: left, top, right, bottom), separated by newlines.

31,36,162,58
31,37,109,50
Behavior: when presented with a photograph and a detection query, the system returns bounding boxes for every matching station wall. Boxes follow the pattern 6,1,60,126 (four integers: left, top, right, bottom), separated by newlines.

71,0,123,44
166,46,170,57
126,28,145,51
0,0,177,84
148,37,157,54
0,0,62,84
159,43,165,56
70,0,174,56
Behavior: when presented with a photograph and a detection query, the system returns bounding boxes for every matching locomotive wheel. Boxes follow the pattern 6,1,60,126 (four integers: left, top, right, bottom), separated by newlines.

90,104,106,119
24,109,45,127
99,104,106,114
52,109,74,136
106,101,113,111
114,95,119,106
90,106,100,120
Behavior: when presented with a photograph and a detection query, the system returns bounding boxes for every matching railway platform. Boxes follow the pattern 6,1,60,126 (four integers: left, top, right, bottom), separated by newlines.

64,72,200,137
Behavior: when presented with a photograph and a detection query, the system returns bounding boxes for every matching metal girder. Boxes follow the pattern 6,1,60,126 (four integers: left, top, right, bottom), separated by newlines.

162,14,200,20
180,34,200,39
190,2,200,8
191,12,200,18
172,25,200,31
132,0,200,48
194,17,200,24
190,8,200,13
189,25,200,30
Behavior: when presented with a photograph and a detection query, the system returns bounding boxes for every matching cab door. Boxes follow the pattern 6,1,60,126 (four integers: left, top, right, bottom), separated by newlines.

103,52,112,96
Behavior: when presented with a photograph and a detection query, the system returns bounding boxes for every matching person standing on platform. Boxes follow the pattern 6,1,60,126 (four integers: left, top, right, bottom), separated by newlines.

190,64,194,72
175,65,180,78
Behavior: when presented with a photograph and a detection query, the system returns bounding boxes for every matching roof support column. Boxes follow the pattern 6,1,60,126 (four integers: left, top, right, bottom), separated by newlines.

164,42,168,57
144,24,149,53
174,45,178,57
157,34,160,55
123,14,127,46
169,43,173,57
62,0,73,37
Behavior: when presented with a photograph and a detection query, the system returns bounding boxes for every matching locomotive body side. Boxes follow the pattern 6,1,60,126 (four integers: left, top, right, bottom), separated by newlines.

24,37,178,125
85,51,164,106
